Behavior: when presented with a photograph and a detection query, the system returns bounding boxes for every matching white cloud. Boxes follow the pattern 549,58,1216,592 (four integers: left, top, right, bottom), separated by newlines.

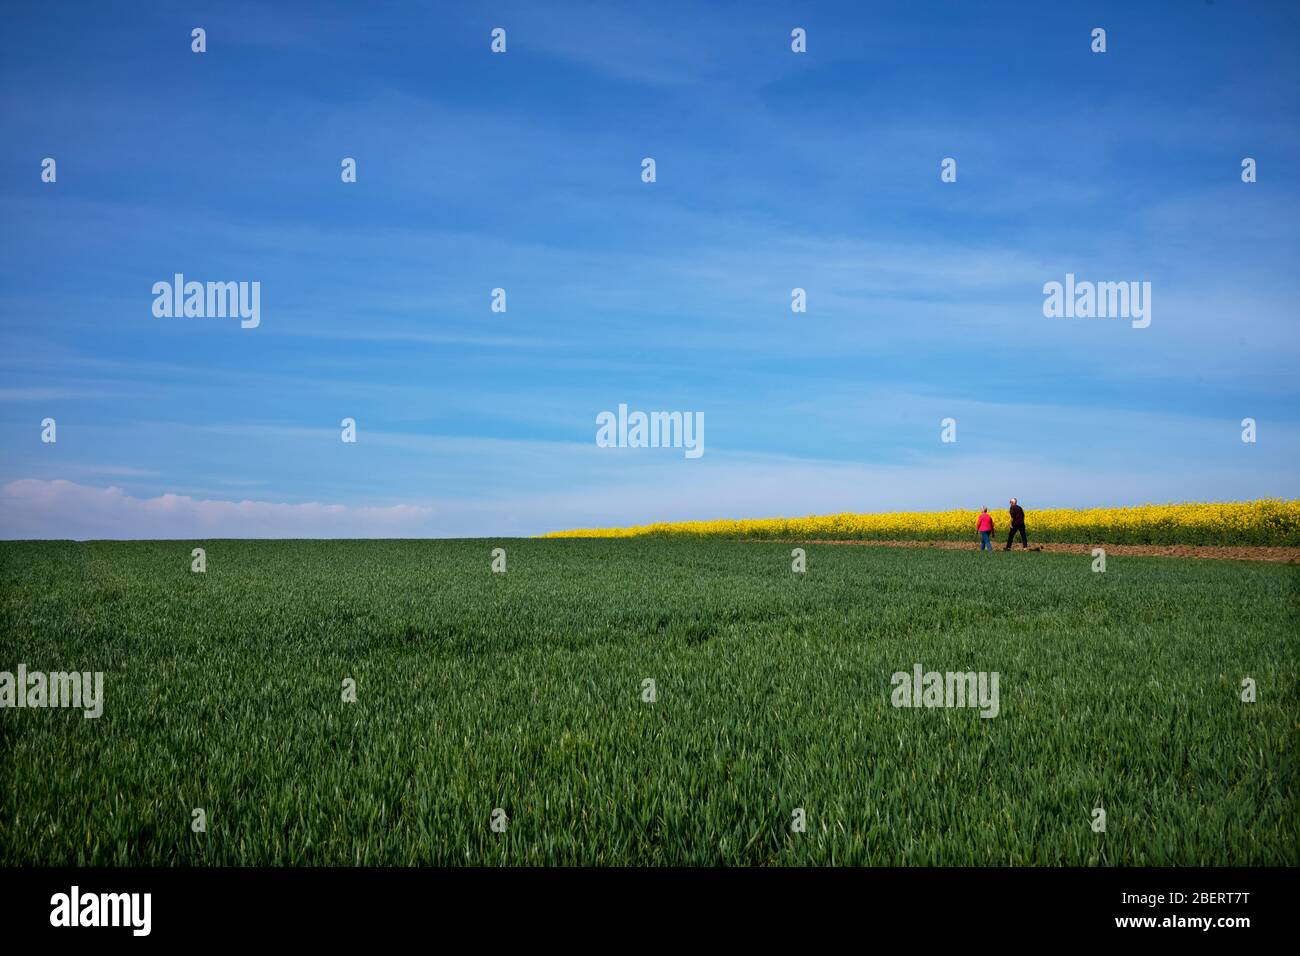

0,479,434,540
0,387,120,402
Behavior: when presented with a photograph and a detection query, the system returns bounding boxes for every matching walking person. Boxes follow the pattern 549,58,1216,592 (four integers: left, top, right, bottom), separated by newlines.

976,507,994,551
1005,498,1027,550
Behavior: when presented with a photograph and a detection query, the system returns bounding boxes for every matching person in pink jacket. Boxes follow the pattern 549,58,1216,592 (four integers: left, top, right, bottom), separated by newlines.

976,507,995,551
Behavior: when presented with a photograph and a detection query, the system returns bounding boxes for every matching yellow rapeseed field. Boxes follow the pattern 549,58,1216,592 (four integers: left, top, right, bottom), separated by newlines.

541,499,1300,546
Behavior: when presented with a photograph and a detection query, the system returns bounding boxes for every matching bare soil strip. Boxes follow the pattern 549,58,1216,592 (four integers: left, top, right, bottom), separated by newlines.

790,539,1300,563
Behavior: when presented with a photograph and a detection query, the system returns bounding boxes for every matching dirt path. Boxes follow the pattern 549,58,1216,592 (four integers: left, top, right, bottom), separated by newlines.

791,539,1300,563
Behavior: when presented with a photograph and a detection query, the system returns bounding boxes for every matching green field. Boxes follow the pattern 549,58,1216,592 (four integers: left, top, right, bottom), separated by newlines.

1,539,1296,865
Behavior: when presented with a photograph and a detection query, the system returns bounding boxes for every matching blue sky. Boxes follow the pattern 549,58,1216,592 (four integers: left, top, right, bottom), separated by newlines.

1,0,1297,538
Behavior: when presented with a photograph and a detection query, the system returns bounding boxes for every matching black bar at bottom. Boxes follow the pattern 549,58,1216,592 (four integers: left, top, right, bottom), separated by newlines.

0,866,1287,942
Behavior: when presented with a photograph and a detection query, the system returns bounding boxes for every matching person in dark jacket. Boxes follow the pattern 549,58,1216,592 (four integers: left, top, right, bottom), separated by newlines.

1005,498,1027,550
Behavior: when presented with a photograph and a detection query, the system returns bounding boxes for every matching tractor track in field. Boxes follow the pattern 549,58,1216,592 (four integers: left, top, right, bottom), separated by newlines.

787,540,1300,563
